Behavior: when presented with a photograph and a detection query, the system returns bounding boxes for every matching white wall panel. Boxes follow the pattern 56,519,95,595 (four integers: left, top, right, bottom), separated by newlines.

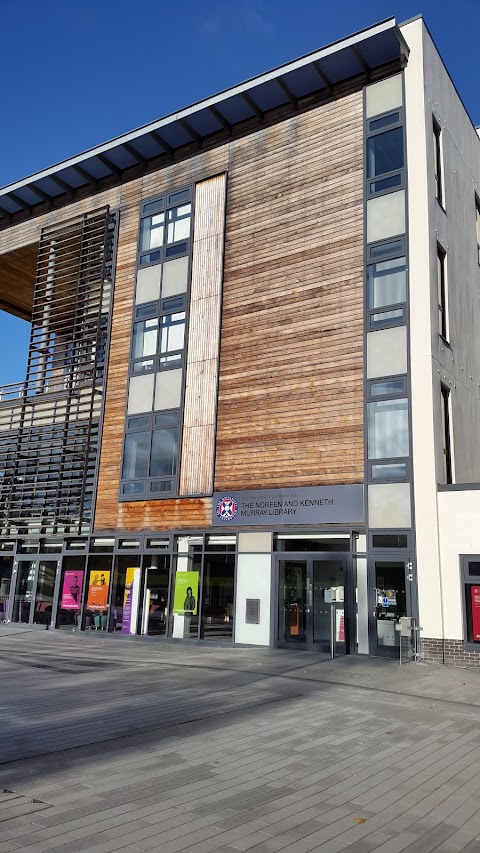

234,553,271,646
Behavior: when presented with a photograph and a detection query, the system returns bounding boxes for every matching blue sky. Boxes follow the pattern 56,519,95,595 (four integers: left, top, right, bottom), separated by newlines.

0,0,478,385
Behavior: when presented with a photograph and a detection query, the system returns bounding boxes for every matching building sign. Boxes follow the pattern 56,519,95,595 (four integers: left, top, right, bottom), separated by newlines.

212,485,364,526
471,586,480,642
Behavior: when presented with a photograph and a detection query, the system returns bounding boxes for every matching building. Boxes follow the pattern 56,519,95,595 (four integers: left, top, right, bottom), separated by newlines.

0,15,479,665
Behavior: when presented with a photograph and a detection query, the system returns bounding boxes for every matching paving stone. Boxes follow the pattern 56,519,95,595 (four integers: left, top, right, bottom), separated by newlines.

3,629,480,852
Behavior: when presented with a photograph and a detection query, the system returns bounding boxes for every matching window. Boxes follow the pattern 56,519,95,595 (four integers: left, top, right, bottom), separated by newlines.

120,185,193,500
475,196,480,265
366,108,404,198
371,533,409,549
367,127,404,181
367,256,406,309
440,385,453,484
367,398,409,460
437,245,448,340
367,377,410,483
433,117,443,206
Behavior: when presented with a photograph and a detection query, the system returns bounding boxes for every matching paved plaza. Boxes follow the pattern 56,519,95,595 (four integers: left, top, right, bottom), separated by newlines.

2,628,480,852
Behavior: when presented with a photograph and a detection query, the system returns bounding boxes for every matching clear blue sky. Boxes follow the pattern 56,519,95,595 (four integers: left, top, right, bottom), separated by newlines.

0,0,478,385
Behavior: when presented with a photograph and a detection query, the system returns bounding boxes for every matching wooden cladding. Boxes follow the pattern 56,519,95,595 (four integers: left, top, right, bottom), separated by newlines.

179,174,226,496
0,242,37,319
215,91,364,490
0,89,364,532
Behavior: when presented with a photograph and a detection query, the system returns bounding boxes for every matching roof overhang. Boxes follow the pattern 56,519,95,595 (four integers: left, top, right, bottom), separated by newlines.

0,17,409,228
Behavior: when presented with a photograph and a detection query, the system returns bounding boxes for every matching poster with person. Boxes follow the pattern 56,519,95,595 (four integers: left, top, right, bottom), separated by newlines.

61,571,84,610
173,571,199,616
86,570,110,611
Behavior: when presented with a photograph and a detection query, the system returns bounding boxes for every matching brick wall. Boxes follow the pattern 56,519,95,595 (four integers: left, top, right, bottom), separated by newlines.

422,638,480,669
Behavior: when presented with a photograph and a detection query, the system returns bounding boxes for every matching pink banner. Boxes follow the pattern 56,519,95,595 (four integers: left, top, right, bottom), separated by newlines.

61,570,84,610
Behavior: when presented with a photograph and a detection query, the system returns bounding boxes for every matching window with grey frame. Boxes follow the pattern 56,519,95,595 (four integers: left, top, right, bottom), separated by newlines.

366,107,405,198
366,239,407,330
119,186,193,500
367,376,409,483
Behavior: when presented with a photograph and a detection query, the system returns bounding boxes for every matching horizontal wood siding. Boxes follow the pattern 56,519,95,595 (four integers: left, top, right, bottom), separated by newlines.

1,91,363,532
180,174,226,496
215,91,364,489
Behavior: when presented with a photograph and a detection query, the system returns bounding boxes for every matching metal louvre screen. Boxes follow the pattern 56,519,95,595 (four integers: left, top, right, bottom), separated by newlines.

0,207,117,535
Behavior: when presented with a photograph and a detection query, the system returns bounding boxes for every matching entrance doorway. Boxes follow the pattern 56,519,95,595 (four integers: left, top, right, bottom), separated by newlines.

11,559,58,625
277,557,346,653
372,558,413,657
141,555,170,636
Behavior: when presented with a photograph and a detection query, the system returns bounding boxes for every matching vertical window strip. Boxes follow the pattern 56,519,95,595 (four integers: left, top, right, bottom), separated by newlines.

119,185,193,500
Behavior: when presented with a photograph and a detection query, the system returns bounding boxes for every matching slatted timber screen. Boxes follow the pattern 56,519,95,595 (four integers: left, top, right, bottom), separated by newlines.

0,207,117,535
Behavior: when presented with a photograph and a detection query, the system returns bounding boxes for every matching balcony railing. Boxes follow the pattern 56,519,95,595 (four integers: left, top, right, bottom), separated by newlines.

0,382,26,403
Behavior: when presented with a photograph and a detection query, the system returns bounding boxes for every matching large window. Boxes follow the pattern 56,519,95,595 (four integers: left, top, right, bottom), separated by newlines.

120,186,192,500
433,117,443,206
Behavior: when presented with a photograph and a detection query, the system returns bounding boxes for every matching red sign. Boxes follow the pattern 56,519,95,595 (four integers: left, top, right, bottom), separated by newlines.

471,586,480,642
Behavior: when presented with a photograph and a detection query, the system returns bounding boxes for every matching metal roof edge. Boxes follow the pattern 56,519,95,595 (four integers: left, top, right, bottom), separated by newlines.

0,17,400,199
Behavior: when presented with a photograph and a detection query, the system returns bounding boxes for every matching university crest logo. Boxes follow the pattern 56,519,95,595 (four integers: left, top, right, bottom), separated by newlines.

216,496,238,521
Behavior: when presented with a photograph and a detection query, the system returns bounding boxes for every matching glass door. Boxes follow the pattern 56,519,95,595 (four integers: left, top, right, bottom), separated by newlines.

312,559,346,655
141,555,170,635
278,559,308,645
373,559,413,657
278,557,347,653
200,553,235,640
11,560,36,623
0,556,13,622
32,561,58,626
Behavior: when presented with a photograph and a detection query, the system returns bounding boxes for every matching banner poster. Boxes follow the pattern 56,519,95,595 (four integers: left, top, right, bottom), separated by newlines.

336,608,345,643
61,570,84,610
122,567,140,635
123,567,138,607
173,571,199,616
86,570,111,611
471,586,480,642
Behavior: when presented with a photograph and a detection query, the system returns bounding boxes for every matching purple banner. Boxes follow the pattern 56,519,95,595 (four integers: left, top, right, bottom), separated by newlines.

121,583,132,634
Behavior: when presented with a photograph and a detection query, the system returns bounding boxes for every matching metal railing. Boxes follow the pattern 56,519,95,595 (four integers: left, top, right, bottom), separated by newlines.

0,382,26,403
